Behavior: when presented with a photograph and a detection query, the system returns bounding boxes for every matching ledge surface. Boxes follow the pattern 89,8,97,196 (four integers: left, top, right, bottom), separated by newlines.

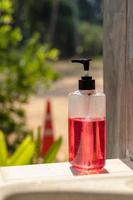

0,159,132,182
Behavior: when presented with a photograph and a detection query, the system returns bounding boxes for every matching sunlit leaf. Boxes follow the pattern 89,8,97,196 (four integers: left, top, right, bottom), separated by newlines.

0,0,12,13
43,137,62,163
47,49,59,60
10,143,35,166
10,28,23,44
0,130,8,166
0,15,12,24
8,136,33,165
36,126,41,159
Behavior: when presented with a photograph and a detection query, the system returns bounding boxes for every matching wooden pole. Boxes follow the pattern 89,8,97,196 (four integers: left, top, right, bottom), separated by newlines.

103,0,127,158
104,0,133,159
126,0,133,160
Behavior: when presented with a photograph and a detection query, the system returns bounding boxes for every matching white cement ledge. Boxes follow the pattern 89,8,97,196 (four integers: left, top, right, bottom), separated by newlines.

0,159,132,183
0,159,133,200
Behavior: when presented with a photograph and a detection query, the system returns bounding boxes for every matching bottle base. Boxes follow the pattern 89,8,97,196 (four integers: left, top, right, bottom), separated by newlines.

70,161,106,175
70,160,105,171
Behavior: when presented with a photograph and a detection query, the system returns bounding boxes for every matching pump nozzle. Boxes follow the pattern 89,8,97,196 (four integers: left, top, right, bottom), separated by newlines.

72,58,92,71
71,58,95,90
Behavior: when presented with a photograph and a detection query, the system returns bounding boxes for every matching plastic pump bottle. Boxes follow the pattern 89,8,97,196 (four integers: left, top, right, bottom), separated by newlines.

68,58,106,170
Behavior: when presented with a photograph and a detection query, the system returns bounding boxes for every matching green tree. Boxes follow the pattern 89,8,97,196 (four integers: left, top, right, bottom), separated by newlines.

13,0,103,58
78,22,102,57
0,0,58,138
13,0,78,58
77,0,102,25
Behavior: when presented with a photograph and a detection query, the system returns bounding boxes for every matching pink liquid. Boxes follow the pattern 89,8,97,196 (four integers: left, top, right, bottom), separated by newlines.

69,117,106,170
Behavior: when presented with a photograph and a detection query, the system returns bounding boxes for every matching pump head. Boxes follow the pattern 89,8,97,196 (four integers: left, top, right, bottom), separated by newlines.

71,58,95,90
72,58,92,71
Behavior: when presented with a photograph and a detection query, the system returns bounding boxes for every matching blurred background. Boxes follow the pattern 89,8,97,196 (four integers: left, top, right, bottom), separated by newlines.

0,0,103,165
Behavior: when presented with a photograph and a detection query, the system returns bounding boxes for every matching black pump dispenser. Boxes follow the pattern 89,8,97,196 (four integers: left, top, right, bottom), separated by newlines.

72,58,95,90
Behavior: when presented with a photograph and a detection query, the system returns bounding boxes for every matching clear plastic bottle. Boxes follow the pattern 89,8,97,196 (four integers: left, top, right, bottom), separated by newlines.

68,59,106,170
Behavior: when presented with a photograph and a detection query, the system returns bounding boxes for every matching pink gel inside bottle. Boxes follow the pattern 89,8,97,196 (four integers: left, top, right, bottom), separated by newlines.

69,117,106,170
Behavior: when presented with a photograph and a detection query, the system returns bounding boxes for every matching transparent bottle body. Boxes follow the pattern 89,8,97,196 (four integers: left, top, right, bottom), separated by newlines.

68,90,106,170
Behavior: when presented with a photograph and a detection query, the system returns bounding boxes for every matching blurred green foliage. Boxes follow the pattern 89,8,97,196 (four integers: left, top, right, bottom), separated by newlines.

78,0,102,24
13,0,102,58
78,22,102,57
0,130,62,166
0,0,58,138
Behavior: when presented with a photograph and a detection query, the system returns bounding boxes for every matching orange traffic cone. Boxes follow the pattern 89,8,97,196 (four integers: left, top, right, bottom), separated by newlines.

40,99,54,157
